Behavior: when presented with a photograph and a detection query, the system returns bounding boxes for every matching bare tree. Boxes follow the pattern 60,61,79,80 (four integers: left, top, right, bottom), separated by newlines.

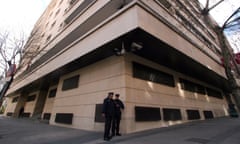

0,32,25,74
0,26,45,103
0,31,26,101
201,0,240,110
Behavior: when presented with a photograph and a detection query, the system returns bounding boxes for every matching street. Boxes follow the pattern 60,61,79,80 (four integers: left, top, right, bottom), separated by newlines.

0,115,240,144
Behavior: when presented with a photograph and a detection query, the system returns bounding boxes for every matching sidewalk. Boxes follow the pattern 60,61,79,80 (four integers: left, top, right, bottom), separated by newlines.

0,115,240,144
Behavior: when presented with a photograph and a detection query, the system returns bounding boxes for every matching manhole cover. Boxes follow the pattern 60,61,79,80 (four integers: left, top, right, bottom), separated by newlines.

186,138,210,144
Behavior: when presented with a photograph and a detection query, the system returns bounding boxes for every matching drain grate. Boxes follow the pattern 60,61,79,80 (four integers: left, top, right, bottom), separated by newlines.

186,138,210,144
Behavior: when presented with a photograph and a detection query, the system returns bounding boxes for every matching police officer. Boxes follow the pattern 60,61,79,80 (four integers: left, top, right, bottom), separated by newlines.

102,92,115,141
113,94,124,136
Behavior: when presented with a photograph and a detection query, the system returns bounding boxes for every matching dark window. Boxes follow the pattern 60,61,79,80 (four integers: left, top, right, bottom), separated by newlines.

55,9,60,17
186,110,201,120
135,106,161,121
7,112,13,116
27,95,36,102
163,108,182,121
206,88,223,99
133,62,175,87
12,97,19,103
41,33,45,37
195,84,206,95
179,79,196,92
43,113,51,120
95,104,105,122
203,111,214,119
49,12,53,17
156,0,172,9
62,75,80,91
22,113,31,118
48,88,57,98
51,21,56,28
180,79,206,95
55,113,73,124
45,22,49,28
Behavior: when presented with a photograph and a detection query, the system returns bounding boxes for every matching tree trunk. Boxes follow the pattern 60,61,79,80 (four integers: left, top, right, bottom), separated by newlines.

232,88,240,110
217,27,240,110
0,76,13,100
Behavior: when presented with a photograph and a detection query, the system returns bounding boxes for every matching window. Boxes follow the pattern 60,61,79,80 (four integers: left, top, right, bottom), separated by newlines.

55,9,60,17
48,88,57,98
135,106,161,122
195,84,206,95
95,104,105,122
179,79,196,92
51,21,56,28
7,112,13,116
206,88,223,99
22,113,31,118
186,110,201,120
163,108,182,121
203,111,214,119
49,12,53,18
12,96,19,103
27,95,36,102
179,78,206,95
41,33,45,38
133,62,175,87
62,75,80,91
43,113,51,120
55,113,73,124
45,22,49,28
46,35,52,42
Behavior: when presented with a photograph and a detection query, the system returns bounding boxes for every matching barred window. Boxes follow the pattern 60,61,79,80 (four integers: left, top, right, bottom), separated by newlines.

179,78,206,95
186,110,201,120
206,88,223,99
133,62,175,87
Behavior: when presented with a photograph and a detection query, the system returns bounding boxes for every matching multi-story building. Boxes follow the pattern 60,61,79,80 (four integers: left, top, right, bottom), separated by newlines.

4,0,233,133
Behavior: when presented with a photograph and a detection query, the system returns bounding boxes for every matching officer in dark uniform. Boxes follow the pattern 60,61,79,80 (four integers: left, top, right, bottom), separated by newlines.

102,92,115,141
113,94,124,136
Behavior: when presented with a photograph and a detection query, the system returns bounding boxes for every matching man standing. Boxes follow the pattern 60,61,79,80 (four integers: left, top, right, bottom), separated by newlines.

102,92,115,141
113,94,124,136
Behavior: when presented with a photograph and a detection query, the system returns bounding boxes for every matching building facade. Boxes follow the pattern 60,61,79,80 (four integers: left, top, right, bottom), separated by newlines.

4,0,232,133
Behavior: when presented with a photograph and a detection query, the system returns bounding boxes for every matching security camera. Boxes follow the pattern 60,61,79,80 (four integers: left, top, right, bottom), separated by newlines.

114,47,125,56
131,42,143,51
